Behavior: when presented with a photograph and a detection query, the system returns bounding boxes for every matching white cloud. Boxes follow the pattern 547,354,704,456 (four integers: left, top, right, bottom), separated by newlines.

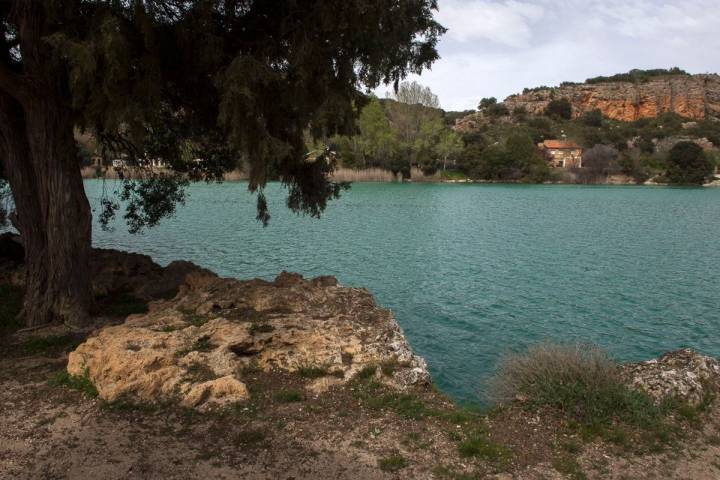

378,0,720,110
436,0,545,47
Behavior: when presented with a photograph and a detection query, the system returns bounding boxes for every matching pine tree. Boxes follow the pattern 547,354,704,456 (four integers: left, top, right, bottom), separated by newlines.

0,1,444,327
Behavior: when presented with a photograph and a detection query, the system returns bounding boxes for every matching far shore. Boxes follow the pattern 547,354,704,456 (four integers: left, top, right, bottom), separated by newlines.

81,166,720,187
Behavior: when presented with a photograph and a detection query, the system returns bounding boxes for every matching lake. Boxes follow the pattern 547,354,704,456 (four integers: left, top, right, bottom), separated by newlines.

86,180,720,403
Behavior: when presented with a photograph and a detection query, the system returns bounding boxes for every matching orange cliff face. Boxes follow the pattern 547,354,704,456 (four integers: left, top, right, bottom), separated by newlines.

502,74,720,122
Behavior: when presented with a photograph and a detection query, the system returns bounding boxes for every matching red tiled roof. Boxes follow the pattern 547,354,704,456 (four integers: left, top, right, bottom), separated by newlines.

543,140,581,149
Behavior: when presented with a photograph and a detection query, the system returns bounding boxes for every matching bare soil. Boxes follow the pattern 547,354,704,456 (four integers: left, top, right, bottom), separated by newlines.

2,324,720,480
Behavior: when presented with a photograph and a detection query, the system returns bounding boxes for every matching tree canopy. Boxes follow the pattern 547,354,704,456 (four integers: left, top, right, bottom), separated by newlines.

0,0,445,327
665,141,714,184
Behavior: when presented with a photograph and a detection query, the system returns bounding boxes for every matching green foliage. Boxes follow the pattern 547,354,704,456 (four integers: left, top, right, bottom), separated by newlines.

248,323,274,335
6,1,445,233
581,109,604,128
487,342,713,453
176,335,215,356
665,141,714,184
545,98,573,120
478,97,508,117
356,97,400,168
586,67,689,84
274,389,303,403
50,369,99,398
377,454,408,472
552,455,586,480
478,97,498,110
18,334,79,355
297,365,329,379
491,343,664,430
234,429,267,447
457,433,512,463
355,364,378,380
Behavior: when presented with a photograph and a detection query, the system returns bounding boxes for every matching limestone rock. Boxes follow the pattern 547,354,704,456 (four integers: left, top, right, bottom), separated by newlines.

68,269,429,410
498,74,720,123
623,349,720,405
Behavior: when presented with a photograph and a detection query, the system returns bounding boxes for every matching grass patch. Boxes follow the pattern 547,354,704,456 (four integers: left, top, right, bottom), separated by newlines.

274,389,303,403
234,428,266,446
432,465,482,480
491,344,671,437
491,343,718,452
0,283,23,334
355,364,378,380
552,455,586,480
176,335,215,356
354,379,431,419
440,170,470,181
377,454,408,472
183,362,218,383
380,358,411,376
50,369,98,398
559,438,583,454
401,431,432,451
182,311,209,327
457,432,512,464
248,323,274,334
19,334,80,355
492,343,661,428
297,365,329,379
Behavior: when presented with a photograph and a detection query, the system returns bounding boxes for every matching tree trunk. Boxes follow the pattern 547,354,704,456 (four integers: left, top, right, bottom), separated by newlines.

0,94,93,328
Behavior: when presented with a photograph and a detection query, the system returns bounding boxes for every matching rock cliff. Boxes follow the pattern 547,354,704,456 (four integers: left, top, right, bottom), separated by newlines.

503,74,720,122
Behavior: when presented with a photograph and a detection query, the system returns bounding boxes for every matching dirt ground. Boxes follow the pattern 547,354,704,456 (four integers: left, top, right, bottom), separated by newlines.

2,330,720,480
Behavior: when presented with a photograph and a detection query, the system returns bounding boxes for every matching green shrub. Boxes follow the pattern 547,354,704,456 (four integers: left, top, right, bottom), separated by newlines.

297,365,329,379
490,343,661,429
274,389,303,403
355,364,378,380
20,334,79,355
377,454,408,472
50,369,98,398
665,141,714,184
457,433,511,463
545,98,572,120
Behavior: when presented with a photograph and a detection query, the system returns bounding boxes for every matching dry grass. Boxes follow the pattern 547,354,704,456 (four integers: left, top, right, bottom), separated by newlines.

330,167,398,182
489,343,664,430
223,169,248,181
490,343,620,404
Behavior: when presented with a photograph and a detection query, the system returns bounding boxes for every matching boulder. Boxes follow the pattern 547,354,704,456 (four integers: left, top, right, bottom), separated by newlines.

623,349,720,405
68,270,429,410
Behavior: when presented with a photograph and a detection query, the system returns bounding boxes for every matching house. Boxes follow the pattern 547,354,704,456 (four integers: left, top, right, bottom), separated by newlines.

539,139,583,168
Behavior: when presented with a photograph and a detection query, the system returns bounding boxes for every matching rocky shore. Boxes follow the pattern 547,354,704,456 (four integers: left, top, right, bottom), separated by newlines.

2,236,720,479
67,268,429,411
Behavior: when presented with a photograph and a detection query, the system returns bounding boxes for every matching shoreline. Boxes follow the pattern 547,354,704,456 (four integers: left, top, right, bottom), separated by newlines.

2,240,720,478
80,166,720,187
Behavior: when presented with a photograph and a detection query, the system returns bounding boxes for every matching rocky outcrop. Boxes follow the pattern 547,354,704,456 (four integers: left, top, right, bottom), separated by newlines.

67,269,430,410
0,232,209,302
623,349,720,405
502,74,720,122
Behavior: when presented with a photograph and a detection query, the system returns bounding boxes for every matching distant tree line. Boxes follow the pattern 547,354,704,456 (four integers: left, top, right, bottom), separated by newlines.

327,81,717,185
327,81,464,178
585,68,689,84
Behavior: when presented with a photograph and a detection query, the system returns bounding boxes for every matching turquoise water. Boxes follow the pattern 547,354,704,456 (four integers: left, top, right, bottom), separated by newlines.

86,180,720,403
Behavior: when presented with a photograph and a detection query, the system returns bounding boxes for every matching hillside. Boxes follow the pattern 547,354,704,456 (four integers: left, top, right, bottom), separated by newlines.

502,71,720,122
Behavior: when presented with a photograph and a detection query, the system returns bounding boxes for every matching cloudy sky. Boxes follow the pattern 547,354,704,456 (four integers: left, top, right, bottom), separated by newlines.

376,0,720,111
